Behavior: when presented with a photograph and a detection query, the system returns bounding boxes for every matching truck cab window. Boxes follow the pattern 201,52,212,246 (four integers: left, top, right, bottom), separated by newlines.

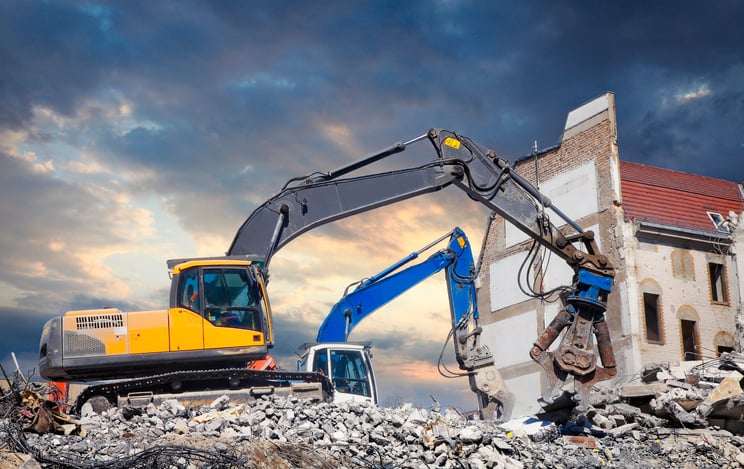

330,349,371,398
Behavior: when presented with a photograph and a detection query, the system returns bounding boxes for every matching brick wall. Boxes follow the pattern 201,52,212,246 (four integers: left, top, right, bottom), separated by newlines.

476,94,633,416
478,92,740,409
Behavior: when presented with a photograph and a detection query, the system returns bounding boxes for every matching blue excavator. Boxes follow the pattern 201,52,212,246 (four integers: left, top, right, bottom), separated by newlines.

297,227,514,419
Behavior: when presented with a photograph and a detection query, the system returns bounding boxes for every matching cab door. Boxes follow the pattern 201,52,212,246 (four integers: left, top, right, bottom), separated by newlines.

311,345,377,405
169,267,204,351
201,267,266,349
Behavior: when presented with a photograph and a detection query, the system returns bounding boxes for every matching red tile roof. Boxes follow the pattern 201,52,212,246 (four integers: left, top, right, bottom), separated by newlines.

620,161,744,233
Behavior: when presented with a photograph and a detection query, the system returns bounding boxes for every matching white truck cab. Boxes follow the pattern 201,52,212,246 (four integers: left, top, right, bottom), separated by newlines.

297,343,378,405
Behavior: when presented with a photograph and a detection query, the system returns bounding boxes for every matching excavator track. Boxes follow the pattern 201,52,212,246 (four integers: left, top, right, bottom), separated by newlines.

74,368,334,414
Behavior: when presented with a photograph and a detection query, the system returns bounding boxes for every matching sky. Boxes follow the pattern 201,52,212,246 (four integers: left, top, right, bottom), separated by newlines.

1,1,742,411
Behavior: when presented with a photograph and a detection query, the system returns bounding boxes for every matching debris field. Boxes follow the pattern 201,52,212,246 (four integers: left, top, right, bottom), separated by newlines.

4,353,744,468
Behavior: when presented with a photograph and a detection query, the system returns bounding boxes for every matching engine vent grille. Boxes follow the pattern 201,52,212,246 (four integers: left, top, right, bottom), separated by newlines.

63,331,105,356
75,313,124,330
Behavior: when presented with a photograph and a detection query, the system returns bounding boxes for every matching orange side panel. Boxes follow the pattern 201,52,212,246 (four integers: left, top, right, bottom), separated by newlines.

168,308,204,351
203,322,264,350
127,309,170,354
63,309,129,356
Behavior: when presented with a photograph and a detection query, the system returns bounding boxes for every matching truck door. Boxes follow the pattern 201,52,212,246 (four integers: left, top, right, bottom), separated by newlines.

329,348,376,404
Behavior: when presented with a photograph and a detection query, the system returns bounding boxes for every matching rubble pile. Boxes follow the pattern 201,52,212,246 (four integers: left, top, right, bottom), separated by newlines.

4,354,744,468
593,355,744,435
0,392,741,468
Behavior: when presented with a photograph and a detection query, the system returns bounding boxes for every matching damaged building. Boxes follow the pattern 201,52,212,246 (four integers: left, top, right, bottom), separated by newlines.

478,92,744,418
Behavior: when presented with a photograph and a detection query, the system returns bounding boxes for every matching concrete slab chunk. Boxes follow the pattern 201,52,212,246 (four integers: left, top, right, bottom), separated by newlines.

620,383,668,398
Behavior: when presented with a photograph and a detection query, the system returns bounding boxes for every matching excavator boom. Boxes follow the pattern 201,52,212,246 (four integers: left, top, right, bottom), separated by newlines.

317,228,472,342
231,129,617,410
228,129,611,279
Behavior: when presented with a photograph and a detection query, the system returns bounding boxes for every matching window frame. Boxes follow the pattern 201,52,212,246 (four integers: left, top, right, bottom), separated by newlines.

642,292,664,345
708,261,729,305
680,319,700,361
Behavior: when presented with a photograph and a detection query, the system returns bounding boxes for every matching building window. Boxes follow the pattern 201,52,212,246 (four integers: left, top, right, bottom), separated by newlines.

643,292,663,344
708,262,729,304
680,319,700,361
707,211,735,233
714,332,734,357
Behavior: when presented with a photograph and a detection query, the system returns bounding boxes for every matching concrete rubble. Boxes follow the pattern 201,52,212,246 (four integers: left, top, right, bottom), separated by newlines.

3,353,744,467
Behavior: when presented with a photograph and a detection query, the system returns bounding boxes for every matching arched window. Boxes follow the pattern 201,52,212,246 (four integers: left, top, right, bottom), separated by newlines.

714,332,734,357
639,279,663,344
677,306,701,361
671,250,695,281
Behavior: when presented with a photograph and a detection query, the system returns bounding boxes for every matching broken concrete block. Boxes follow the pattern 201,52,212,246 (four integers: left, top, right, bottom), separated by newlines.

666,381,693,390
607,422,639,438
641,364,667,383
651,398,707,427
620,382,668,398
588,411,613,430
706,373,743,402
609,414,626,427
696,372,744,418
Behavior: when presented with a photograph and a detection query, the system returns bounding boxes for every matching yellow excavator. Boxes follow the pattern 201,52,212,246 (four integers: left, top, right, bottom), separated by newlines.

40,257,333,411
39,129,616,418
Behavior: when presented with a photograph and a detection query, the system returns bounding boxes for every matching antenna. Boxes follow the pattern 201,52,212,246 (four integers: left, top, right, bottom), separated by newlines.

533,140,539,190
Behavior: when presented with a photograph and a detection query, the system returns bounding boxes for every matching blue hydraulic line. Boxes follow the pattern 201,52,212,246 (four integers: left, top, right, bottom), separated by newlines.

316,227,478,342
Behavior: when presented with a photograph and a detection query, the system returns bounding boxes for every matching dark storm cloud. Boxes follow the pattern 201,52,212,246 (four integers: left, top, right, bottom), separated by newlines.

0,0,742,407
3,1,742,177
0,306,52,358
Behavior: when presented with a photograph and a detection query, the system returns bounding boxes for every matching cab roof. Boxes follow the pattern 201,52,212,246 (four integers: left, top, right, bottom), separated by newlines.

167,255,265,273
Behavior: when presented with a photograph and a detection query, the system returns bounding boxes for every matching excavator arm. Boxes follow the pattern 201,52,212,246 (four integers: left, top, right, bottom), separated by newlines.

228,129,611,279
317,228,470,342
230,128,617,410
316,227,514,419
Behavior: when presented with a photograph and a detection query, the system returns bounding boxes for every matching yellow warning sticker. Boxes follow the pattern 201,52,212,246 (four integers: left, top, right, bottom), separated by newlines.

443,137,461,150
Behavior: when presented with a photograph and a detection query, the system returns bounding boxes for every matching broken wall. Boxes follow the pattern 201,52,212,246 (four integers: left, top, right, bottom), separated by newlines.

477,93,743,418
478,93,630,417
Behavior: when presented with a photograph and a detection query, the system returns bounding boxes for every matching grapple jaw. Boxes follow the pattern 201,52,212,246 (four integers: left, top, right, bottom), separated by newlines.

530,270,616,410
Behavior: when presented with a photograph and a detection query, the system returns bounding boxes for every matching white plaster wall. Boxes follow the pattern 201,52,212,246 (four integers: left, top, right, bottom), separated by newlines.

506,162,599,247
489,253,532,311
505,372,543,418
633,241,737,365
565,94,611,130
481,312,538,368
734,218,744,349
615,222,644,377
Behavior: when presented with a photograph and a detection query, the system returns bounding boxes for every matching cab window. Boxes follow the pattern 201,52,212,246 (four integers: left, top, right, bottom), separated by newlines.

177,267,263,332
330,349,371,398
177,268,200,312
312,349,329,376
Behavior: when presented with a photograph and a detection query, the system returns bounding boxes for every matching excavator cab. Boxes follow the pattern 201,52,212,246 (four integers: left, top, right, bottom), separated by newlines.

168,259,274,351
297,343,378,405
176,266,262,330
